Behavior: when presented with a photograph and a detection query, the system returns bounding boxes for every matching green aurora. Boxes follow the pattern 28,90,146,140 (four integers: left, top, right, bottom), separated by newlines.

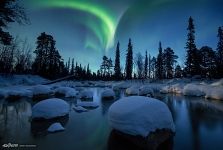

31,0,123,53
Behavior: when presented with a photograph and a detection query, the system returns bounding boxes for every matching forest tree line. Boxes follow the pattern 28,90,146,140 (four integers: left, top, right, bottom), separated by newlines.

0,0,223,80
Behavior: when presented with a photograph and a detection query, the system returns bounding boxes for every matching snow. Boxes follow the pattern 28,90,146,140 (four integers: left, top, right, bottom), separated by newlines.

31,85,52,95
0,75,48,86
32,98,69,119
160,83,183,94
7,88,33,98
211,79,223,87
183,84,205,97
79,90,93,99
76,101,99,108
113,81,131,90
47,122,65,133
125,86,139,95
108,96,175,137
73,105,88,112
205,87,223,100
138,85,154,97
101,89,115,99
54,87,78,97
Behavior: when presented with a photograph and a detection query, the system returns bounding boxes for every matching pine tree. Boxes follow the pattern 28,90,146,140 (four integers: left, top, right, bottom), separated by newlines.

67,57,70,74
114,42,121,80
135,52,144,79
216,27,223,77
163,47,178,79
144,50,148,79
70,58,74,75
150,57,156,79
185,16,200,77
148,54,151,78
125,38,133,79
0,0,28,45
156,42,164,79
32,32,62,79
175,65,182,78
200,46,216,78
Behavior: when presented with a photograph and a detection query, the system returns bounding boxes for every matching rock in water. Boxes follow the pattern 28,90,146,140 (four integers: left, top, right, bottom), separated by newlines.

32,98,69,119
101,89,115,100
108,96,175,137
47,122,65,133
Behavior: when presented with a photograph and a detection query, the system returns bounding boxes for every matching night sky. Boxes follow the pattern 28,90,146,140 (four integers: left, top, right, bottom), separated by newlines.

9,0,223,72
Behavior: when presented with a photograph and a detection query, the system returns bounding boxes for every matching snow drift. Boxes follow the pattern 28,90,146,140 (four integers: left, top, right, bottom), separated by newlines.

108,96,175,137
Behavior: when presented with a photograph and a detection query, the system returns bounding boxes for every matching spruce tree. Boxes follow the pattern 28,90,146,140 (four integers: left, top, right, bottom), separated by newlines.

70,58,74,75
114,42,121,80
144,50,148,79
33,32,62,79
0,0,29,45
200,46,216,78
163,47,178,79
216,27,223,77
156,42,163,79
185,16,200,77
125,38,133,79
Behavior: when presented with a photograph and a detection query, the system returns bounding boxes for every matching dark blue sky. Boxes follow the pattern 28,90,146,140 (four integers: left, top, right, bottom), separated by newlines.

9,0,223,72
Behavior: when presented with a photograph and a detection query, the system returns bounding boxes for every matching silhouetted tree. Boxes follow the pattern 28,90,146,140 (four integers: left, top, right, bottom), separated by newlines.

14,38,32,74
100,56,113,79
135,52,144,79
156,42,164,79
185,16,201,77
114,42,121,80
148,53,151,78
216,27,223,77
200,46,216,78
175,65,182,78
150,56,156,79
163,47,178,79
0,0,29,45
125,38,133,79
144,50,148,79
32,32,63,79
70,58,74,75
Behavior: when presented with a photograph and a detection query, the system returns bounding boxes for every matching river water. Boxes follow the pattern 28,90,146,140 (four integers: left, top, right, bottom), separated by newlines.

0,88,223,150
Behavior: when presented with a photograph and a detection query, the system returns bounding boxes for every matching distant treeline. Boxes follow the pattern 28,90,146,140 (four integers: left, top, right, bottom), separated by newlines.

0,0,223,80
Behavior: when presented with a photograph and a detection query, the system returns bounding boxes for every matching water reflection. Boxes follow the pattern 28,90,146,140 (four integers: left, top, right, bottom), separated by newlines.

31,115,69,137
108,129,174,150
0,88,223,150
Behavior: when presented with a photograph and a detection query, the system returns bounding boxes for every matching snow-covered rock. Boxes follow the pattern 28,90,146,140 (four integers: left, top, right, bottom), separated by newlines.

76,101,99,108
101,89,115,99
160,84,184,94
0,75,48,86
6,89,33,100
54,87,78,97
73,105,88,112
125,86,139,96
31,85,52,95
211,79,223,87
108,96,175,137
113,81,131,90
205,87,223,100
170,83,184,94
183,84,205,97
79,90,93,99
47,122,65,133
138,85,154,97
160,85,170,94
32,98,69,119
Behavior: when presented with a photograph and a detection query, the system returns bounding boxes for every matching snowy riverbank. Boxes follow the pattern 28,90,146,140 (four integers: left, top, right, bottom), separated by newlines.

0,75,223,100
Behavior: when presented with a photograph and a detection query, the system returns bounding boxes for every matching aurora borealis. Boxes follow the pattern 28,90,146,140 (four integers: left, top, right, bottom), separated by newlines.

9,0,223,71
